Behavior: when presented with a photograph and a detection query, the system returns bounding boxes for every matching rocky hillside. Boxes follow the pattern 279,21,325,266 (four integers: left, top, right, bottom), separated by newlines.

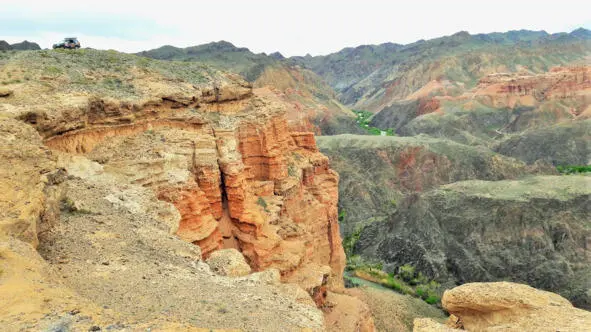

496,119,591,165
316,134,539,235
293,29,591,113
138,42,363,135
355,176,591,308
0,49,374,331
0,40,41,51
367,67,591,152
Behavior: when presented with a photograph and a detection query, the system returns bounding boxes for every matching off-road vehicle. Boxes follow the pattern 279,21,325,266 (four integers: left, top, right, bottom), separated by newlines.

53,37,80,49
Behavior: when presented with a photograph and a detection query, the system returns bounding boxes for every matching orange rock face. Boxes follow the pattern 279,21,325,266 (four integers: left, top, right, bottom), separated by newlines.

474,66,591,109
42,87,346,294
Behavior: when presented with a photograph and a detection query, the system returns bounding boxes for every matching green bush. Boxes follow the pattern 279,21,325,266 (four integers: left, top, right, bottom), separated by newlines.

257,197,270,212
398,264,416,283
343,225,363,257
557,165,591,174
338,210,347,223
425,295,440,304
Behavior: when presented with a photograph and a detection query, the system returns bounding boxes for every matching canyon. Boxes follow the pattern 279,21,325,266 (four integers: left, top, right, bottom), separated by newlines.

0,27,590,331
0,49,372,331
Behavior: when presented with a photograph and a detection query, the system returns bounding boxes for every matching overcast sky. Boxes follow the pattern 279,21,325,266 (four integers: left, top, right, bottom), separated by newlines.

1,0,590,56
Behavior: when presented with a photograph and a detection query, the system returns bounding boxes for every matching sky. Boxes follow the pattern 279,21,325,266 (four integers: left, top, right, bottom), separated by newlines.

1,0,590,56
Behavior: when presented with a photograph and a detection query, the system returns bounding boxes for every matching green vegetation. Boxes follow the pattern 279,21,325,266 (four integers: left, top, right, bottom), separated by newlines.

338,210,347,223
556,165,591,174
341,214,443,305
288,163,299,177
353,110,394,136
256,197,269,212
350,263,443,306
343,224,363,258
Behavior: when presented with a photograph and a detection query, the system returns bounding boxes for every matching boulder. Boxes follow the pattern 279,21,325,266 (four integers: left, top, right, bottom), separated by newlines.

0,88,13,97
206,248,252,277
442,282,591,331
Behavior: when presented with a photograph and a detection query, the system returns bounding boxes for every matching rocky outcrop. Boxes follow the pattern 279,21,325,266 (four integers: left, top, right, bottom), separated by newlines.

10,40,41,51
414,282,591,331
0,88,12,97
0,49,359,330
138,42,362,135
475,67,591,108
356,176,591,308
317,134,534,235
413,318,456,332
0,118,59,246
370,66,590,146
206,248,252,277
38,87,346,296
323,291,375,332
495,119,591,165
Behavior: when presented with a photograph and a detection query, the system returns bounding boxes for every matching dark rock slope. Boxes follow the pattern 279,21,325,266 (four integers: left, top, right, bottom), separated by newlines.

496,120,591,165
316,134,540,235
355,176,591,309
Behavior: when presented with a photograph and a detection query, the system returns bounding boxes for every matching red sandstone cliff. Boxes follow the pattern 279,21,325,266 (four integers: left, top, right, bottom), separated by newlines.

39,85,347,297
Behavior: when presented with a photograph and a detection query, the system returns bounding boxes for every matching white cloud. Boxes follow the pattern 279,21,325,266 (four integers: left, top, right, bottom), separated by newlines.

1,0,590,55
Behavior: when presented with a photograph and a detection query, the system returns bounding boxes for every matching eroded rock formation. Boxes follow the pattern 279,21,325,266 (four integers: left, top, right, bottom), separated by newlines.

37,85,346,297
0,49,372,331
414,282,591,332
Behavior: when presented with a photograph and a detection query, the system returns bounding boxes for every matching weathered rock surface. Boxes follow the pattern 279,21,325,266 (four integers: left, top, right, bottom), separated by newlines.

317,134,535,235
356,176,591,308
0,115,328,331
496,119,591,165
413,318,457,332
346,286,446,332
370,68,590,149
0,88,13,97
206,248,252,277
138,42,362,135
0,49,361,330
323,291,375,332
439,282,591,331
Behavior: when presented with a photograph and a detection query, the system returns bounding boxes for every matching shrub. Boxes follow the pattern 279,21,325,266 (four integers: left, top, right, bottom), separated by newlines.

398,264,416,283
557,165,591,174
257,197,269,212
343,225,363,257
425,295,440,304
338,210,347,223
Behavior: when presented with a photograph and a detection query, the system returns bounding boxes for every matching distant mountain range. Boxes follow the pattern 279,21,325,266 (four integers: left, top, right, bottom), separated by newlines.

0,40,41,51
137,28,591,133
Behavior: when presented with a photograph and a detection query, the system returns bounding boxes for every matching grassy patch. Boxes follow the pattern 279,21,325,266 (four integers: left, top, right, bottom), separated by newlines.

556,165,591,175
349,262,443,306
44,65,63,76
353,110,395,136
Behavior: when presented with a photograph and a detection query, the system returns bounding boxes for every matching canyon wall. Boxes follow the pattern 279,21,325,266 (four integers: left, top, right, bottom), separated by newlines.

0,49,374,331
39,86,347,294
